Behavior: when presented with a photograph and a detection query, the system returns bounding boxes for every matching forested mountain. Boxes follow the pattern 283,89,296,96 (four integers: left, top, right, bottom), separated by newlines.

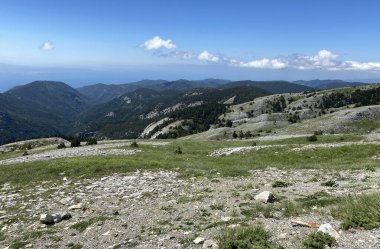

294,79,368,90
77,79,230,104
76,85,269,139
221,80,314,93
0,81,90,144
1,79,377,144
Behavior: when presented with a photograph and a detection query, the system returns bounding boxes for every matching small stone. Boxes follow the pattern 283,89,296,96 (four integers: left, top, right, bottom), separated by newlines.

40,214,54,225
254,191,275,203
228,224,240,228
221,216,232,222
193,237,205,244
59,197,72,205
102,230,111,236
203,239,217,248
318,223,340,239
68,203,83,210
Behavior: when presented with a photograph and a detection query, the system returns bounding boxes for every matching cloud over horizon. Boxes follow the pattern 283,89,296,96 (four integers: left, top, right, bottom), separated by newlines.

141,36,176,50
141,36,380,72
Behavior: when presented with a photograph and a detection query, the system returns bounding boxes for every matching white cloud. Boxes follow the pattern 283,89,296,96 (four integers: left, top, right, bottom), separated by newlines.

239,58,287,69
142,36,176,50
40,41,54,50
236,50,380,72
198,51,219,62
139,36,380,72
341,61,380,71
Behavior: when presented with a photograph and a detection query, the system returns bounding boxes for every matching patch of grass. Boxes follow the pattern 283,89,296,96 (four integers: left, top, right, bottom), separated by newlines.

272,181,291,188
177,194,206,204
331,192,380,230
352,115,380,132
71,216,110,232
67,243,83,249
10,241,29,249
149,227,163,235
1,140,379,186
157,219,172,226
303,232,337,249
280,200,304,217
0,231,5,241
241,203,275,218
210,203,225,210
321,180,338,187
215,224,284,249
142,192,152,197
160,205,175,212
296,191,341,209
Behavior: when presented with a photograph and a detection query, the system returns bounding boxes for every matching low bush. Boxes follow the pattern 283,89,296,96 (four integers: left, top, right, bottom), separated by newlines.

272,181,291,188
70,138,81,147
175,146,182,154
130,141,138,148
86,138,97,145
216,224,284,249
331,192,380,230
57,142,66,149
307,135,318,142
303,232,337,249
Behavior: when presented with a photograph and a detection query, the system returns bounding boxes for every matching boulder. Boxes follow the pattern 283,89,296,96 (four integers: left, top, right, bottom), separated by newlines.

254,191,275,203
318,223,340,239
203,239,217,248
193,237,205,244
40,214,54,225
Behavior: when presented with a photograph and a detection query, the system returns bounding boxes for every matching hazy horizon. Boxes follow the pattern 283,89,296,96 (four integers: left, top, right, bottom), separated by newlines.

1,0,380,91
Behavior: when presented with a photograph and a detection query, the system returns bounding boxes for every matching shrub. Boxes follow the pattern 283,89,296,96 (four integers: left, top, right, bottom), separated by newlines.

175,146,182,154
307,135,318,142
22,151,28,156
331,192,380,230
226,119,233,127
86,138,97,145
272,181,291,188
303,232,337,249
232,131,238,139
314,130,323,135
70,138,81,147
57,142,66,149
130,141,138,148
321,180,338,187
216,224,284,249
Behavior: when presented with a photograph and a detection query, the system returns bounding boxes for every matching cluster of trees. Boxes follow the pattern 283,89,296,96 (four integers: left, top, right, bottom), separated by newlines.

320,87,380,109
232,130,259,139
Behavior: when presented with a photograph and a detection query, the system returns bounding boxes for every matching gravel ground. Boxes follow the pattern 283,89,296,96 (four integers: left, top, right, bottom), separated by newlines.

1,169,379,249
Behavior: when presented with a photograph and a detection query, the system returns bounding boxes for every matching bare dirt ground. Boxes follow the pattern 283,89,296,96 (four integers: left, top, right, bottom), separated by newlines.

1,169,379,249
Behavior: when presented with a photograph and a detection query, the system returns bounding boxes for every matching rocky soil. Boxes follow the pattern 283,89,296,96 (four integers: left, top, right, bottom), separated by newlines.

1,168,379,249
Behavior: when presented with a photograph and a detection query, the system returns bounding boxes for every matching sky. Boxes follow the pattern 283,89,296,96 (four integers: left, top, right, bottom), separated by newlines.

1,0,380,91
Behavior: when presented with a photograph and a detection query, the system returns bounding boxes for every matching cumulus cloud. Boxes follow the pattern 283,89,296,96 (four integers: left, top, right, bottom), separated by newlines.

239,58,287,69
40,41,54,50
140,36,380,72
236,50,380,72
141,36,176,50
197,51,219,62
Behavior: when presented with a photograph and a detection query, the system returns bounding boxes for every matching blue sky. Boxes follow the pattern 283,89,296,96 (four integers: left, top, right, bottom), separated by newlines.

1,0,380,91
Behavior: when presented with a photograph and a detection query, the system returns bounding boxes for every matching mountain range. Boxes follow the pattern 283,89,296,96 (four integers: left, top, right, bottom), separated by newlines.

0,79,375,144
